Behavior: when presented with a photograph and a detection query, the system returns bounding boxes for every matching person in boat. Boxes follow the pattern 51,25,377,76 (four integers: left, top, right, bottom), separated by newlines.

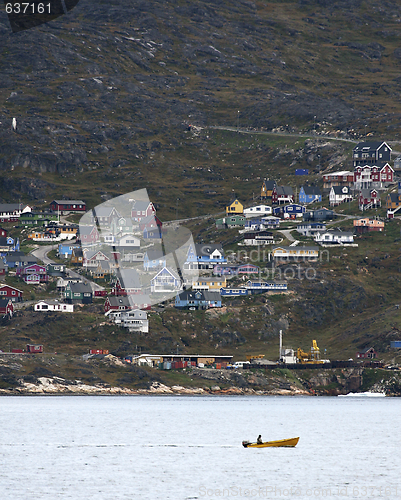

257,435,263,444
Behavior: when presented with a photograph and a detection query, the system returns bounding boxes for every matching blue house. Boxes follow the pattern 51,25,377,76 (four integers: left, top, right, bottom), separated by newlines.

58,243,81,258
175,290,222,309
299,186,322,204
143,250,166,271
150,267,182,293
273,204,306,219
143,227,162,239
184,244,226,270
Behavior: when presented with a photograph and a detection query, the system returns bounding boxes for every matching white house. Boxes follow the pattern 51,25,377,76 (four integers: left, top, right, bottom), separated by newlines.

243,205,272,218
329,186,353,207
34,300,74,312
296,223,326,237
108,309,148,333
314,230,355,245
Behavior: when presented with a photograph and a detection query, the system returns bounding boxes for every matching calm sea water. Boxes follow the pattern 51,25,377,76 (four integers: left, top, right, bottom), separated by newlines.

0,395,399,500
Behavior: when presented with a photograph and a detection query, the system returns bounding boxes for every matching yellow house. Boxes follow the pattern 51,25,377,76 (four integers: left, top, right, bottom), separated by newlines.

226,199,243,215
272,246,319,260
192,276,227,291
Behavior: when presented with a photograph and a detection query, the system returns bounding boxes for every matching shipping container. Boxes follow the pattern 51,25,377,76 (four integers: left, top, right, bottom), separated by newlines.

215,363,222,369
295,169,309,176
26,344,43,353
94,290,108,297
102,350,109,355
90,349,103,355
391,341,401,348
12,348,23,353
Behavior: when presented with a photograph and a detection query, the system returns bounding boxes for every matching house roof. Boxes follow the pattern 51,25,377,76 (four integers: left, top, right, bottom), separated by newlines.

52,199,85,205
273,246,319,252
353,141,391,152
107,294,150,308
263,180,277,190
5,255,37,264
0,284,23,293
79,225,97,236
324,170,353,177
276,186,293,196
332,186,350,195
0,203,26,212
132,201,154,212
301,186,321,196
195,243,224,256
68,282,93,294
388,193,400,203
177,290,221,301
92,206,121,218
85,250,109,261
115,268,141,289
360,189,380,198
153,266,180,281
145,249,166,261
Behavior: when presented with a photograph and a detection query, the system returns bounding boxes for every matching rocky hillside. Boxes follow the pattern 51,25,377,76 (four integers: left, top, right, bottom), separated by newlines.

0,0,400,212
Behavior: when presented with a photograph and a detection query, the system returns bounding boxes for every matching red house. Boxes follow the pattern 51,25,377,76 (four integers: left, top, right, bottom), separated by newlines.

111,269,141,296
16,264,48,284
356,347,377,359
26,344,43,353
271,186,294,205
0,285,23,302
131,201,156,222
50,200,86,214
139,215,162,232
0,227,7,238
359,189,381,211
104,294,151,313
78,225,99,244
0,298,13,317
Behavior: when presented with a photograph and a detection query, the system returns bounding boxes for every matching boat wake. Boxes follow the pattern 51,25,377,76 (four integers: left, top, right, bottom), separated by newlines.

338,391,386,397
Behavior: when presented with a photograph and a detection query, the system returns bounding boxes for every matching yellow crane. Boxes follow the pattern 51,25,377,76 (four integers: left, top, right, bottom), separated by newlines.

296,340,325,365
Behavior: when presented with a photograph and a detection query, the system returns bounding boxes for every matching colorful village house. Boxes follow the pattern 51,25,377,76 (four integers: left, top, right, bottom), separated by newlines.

0,284,23,302
358,189,381,211
298,186,322,204
64,282,93,304
16,264,49,284
0,203,31,222
49,200,86,214
131,200,156,222
150,267,182,293
226,199,244,215
260,180,277,200
329,186,352,207
272,186,294,205
243,205,272,218
353,218,384,233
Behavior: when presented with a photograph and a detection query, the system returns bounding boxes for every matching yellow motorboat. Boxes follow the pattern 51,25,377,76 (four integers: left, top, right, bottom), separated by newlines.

242,437,299,448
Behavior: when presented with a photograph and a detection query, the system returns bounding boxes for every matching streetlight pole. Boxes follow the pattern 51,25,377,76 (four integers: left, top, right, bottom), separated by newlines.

237,110,240,133
314,116,316,135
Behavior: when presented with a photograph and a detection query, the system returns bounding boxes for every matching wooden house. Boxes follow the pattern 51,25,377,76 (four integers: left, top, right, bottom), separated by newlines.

71,247,84,265
322,171,354,190
353,218,384,233
272,186,294,205
78,225,100,245
260,180,277,200
104,294,151,313
296,223,326,237
215,215,246,229
150,267,182,293
16,264,49,284
58,243,81,258
225,199,244,215
352,141,391,167
303,208,336,222
354,162,394,190
273,204,305,219
271,246,319,260
356,347,377,359
242,231,276,246
192,277,227,291
4,255,37,269
50,200,86,213
34,300,74,313
314,230,355,245
83,250,110,268
359,189,381,211
64,282,93,304
243,205,272,218
143,250,166,271
0,284,23,302
131,201,156,222
329,186,352,207
299,186,322,204
386,192,401,211
213,263,259,276
111,269,142,296
0,203,31,222
91,206,121,227
175,290,222,310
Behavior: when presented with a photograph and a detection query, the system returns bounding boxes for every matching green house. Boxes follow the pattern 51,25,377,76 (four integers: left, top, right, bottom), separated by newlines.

20,212,58,227
64,282,93,304
216,215,246,229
